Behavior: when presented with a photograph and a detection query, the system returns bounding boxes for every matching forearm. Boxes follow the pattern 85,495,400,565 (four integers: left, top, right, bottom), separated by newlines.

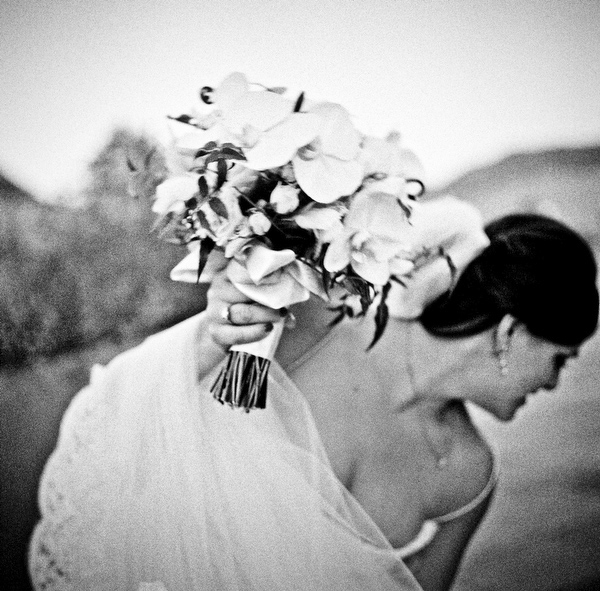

194,312,230,380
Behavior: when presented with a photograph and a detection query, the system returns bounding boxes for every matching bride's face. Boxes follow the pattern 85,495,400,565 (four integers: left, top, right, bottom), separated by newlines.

478,328,579,421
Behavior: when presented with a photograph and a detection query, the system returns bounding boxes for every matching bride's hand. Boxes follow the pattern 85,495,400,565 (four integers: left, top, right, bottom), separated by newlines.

205,263,284,350
194,251,285,379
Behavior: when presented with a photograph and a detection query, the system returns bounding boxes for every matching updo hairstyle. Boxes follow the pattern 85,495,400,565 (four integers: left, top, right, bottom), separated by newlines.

420,214,599,347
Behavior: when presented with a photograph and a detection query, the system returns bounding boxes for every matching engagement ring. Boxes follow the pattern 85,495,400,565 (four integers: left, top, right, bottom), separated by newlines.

221,304,234,324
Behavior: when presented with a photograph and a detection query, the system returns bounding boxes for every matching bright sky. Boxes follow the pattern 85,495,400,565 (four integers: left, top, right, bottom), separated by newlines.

1,0,599,201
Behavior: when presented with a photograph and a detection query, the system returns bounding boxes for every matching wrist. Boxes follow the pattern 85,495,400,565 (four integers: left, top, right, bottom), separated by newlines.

194,315,228,379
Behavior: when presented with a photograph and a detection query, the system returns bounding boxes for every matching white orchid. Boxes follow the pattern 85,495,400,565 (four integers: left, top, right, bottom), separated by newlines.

359,131,425,184
152,174,199,215
207,72,323,171
291,102,364,204
294,204,345,243
323,177,418,285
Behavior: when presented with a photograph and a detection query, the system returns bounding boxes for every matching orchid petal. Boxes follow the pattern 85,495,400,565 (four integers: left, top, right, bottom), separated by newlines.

224,91,296,133
213,72,249,113
308,102,361,160
393,148,426,180
293,155,363,203
323,230,353,272
352,258,391,286
345,183,415,242
287,260,329,300
294,207,342,230
243,244,297,284
359,135,426,181
152,175,198,214
243,113,321,170
227,258,311,308
389,258,415,277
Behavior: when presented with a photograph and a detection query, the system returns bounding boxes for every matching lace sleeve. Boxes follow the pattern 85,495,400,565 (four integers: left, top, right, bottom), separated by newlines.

28,365,113,591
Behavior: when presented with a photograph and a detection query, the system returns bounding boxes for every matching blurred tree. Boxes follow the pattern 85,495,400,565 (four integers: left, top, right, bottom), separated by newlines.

0,127,205,368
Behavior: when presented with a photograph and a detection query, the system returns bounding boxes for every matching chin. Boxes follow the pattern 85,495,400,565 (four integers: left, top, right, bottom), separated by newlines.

495,410,516,422
491,403,522,422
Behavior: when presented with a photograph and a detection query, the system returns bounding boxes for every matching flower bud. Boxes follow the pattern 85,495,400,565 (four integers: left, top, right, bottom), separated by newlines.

248,211,272,235
270,184,300,214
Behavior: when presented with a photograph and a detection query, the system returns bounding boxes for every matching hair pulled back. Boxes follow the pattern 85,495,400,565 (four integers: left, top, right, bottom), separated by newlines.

420,214,599,346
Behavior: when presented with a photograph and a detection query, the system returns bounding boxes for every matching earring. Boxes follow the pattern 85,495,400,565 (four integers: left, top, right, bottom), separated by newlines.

497,346,509,376
493,324,510,377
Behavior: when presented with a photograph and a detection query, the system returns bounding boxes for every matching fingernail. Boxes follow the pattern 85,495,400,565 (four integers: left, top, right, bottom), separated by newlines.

264,322,274,333
284,312,296,329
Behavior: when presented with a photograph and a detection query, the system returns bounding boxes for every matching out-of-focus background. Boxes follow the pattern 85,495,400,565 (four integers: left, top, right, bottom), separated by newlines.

1,1,599,590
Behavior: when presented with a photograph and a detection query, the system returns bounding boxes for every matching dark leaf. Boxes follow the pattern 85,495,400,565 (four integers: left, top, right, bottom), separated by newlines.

208,196,228,219
194,149,210,158
167,114,196,126
268,86,287,94
220,147,247,161
197,237,216,281
367,282,392,351
198,176,209,198
216,158,228,190
185,195,198,209
293,92,305,113
194,209,211,232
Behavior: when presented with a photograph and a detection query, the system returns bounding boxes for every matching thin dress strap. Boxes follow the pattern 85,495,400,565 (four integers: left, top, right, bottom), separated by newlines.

392,448,499,559
435,446,500,523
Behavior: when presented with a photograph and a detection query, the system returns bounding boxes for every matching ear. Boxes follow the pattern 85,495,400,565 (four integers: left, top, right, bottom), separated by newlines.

495,314,519,352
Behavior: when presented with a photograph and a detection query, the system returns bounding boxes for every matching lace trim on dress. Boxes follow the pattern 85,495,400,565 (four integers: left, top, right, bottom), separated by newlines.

28,366,114,591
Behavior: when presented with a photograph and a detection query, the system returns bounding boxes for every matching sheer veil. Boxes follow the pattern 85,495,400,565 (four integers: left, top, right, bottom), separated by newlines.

29,313,421,590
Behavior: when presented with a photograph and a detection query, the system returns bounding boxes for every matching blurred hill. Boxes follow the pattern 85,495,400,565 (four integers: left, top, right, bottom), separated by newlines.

0,128,205,368
437,145,600,246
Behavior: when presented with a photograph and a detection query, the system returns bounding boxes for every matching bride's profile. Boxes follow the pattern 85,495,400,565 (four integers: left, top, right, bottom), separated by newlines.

29,208,598,591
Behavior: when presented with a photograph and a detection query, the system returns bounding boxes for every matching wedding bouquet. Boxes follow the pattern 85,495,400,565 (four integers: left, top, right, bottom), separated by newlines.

131,72,488,411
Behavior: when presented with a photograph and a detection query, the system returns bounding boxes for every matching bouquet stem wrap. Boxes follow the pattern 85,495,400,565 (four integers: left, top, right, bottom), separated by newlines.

171,242,327,410
211,320,284,410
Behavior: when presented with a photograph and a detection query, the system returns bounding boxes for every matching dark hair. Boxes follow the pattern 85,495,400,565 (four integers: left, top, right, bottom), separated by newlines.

420,213,599,346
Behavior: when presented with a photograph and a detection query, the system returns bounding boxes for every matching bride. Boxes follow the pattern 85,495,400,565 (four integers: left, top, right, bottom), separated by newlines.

29,212,598,591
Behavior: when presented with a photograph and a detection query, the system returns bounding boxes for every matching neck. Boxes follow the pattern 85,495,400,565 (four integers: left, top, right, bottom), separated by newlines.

275,295,340,370
400,319,485,410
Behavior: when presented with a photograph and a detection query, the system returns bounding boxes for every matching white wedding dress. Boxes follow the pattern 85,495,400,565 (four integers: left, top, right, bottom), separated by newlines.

29,313,422,591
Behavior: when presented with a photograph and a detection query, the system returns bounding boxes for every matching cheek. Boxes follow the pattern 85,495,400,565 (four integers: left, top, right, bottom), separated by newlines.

512,356,552,393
